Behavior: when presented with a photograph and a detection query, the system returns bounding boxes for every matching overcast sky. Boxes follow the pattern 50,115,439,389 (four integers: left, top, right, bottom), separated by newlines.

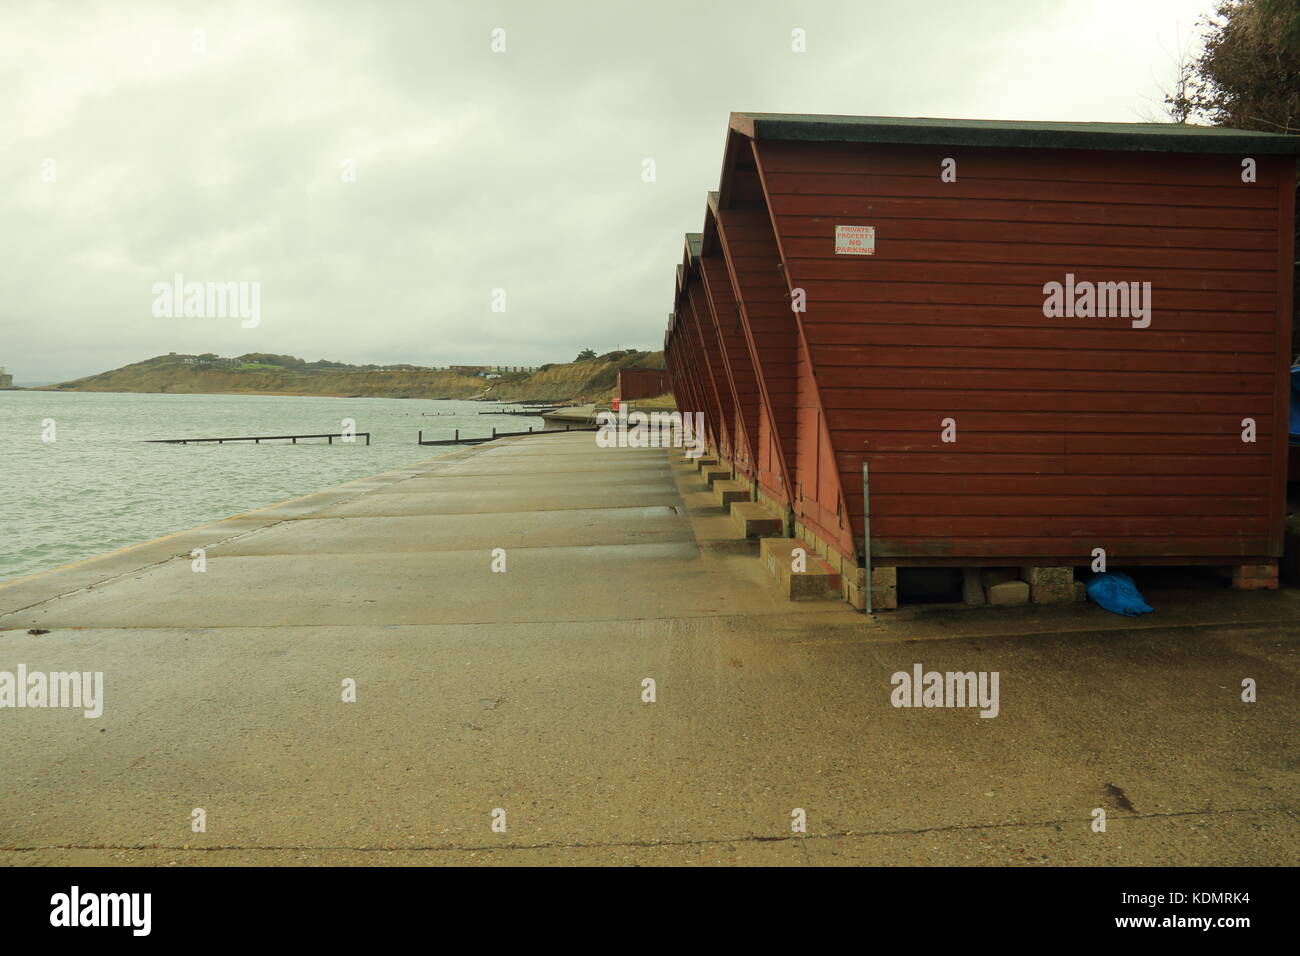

2,0,1216,382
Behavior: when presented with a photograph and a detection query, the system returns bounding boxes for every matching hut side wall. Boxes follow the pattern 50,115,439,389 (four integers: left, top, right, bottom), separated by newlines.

753,138,1294,565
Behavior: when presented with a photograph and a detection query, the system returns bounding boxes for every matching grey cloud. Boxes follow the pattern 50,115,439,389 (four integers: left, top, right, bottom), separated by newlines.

0,0,1213,381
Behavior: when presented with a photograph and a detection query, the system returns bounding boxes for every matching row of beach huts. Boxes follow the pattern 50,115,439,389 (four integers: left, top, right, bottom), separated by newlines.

663,112,1299,611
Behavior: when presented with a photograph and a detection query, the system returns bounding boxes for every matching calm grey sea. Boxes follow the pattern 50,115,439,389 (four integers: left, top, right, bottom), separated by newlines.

0,391,544,583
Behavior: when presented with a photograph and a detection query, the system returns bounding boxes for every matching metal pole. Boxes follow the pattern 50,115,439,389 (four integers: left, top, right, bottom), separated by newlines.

862,461,873,617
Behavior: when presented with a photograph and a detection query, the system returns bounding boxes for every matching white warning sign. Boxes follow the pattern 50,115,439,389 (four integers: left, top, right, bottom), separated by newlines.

835,224,875,255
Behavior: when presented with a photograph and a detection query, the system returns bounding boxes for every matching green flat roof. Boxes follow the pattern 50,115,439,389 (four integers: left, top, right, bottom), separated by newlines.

730,112,1300,154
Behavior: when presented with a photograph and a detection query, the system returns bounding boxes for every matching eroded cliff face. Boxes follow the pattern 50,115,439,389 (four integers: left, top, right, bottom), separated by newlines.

479,353,658,402
43,351,666,402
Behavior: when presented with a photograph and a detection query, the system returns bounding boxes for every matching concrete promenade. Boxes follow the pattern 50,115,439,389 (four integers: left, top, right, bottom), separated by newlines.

0,432,1297,865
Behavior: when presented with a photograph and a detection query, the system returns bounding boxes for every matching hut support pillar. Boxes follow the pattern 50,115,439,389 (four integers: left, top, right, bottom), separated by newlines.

1231,563,1279,590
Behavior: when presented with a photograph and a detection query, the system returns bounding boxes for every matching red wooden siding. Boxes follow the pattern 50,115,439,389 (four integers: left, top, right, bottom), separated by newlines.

793,332,856,559
698,239,761,482
750,138,1294,565
666,304,713,453
678,318,717,452
684,263,737,464
675,283,728,458
713,196,798,508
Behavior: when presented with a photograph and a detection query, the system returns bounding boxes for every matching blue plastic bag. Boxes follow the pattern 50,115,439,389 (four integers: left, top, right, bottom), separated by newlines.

1289,366,1300,445
1086,571,1153,617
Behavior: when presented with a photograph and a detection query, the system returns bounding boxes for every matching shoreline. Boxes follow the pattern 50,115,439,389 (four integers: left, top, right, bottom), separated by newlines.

11,388,493,400
0,439,494,604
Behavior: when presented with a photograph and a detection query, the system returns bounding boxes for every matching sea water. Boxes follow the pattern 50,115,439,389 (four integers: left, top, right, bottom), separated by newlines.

0,391,541,582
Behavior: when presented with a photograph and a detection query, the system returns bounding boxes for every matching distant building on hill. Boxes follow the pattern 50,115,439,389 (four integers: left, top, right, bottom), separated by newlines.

449,365,539,377
0,368,13,389
616,368,667,402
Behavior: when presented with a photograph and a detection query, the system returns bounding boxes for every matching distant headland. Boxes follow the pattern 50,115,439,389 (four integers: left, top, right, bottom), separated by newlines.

31,350,667,403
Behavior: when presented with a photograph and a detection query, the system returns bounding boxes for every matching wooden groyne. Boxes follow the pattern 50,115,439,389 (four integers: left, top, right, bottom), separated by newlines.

418,424,598,446
478,407,565,416
145,432,371,445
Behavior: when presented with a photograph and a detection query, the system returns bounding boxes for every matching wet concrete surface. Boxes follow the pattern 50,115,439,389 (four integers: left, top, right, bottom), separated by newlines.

1,434,1296,865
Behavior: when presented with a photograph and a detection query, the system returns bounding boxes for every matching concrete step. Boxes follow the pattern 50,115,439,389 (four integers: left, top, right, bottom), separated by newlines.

728,501,784,539
692,457,719,471
711,479,751,509
701,466,731,489
760,537,841,601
